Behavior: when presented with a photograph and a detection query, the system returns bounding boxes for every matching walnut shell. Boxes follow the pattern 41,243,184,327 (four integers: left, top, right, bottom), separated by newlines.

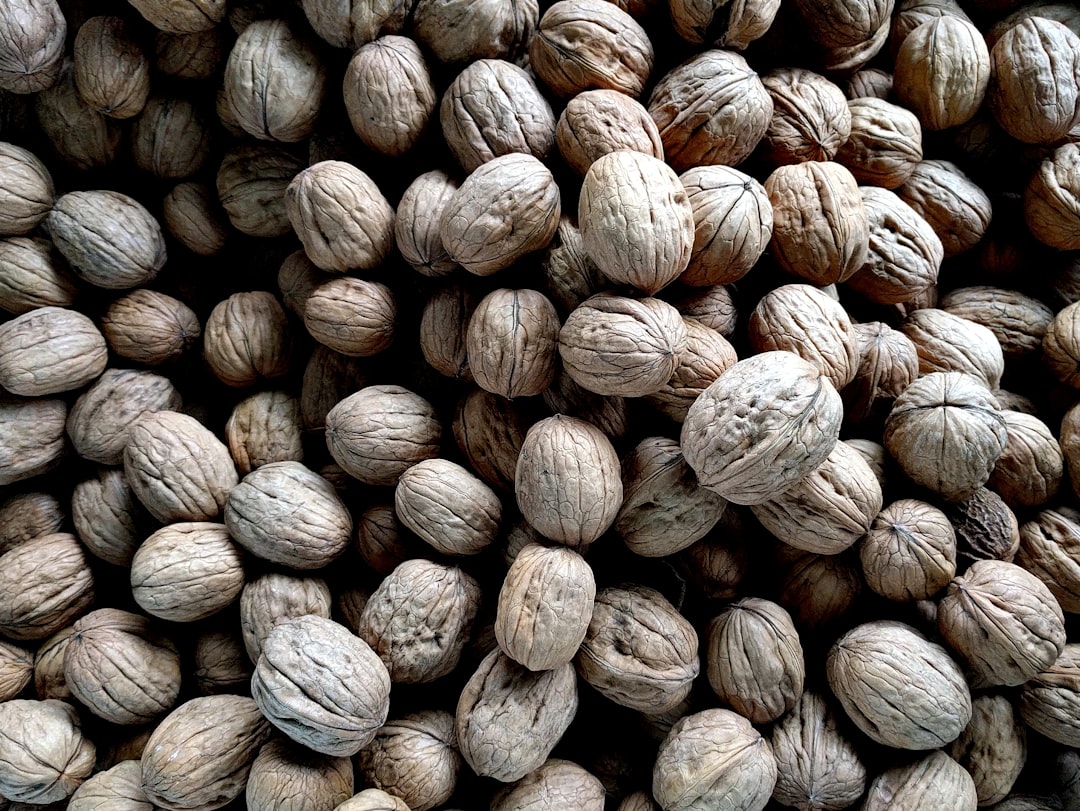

897,159,991,257
860,499,957,601
0,236,79,315
945,486,1021,564
0,0,66,94
246,738,353,811
453,386,529,491
418,282,474,382
556,89,662,176
466,287,559,399
412,0,537,65
862,750,978,811
0,142,52,235
225,390,303,475
155,27,227,80
203,291,291,387
68,758,156,811
0,306,107,396
987,411,1063,508
0,533,93,641
669,0,779,49
100,289,200,366
304,277,396,357
940,286,1053,362
336,788,412,811
395,170,460,277
1025,143,1080,251
163,181,229,257
354,504,418,579
0,639,31,701
895,17,989,131
491,759,605,811
301,345,368,431
456,649,578,782
542,369,631,440
127,0,226,33
836,97,923,189
645,316,738,422
902,307,1004,388
394,458,502,556
34,59,122,171
0,490,63,554
193,630,251,696
842,321,920,425
0,700,94,804
671,284,738,336
1017,510,1080,613
300,0,411,50
0,396,66,485
1019,643,1080,747
948,694,1027,806
356,710,459,811
778,548,863,631
761,68,851,165
240,572,333,664
73,17,150,120
131,522,245,622
216,143,303,238
541,216,607,315
846,67,893,100
131,95,211,180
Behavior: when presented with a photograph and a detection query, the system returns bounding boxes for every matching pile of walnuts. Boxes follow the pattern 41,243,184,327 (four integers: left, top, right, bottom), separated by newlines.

1,0,1080,809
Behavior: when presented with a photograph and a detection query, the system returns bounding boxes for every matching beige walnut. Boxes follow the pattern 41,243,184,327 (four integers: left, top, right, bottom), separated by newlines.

860,499,956,601
466,288,559,399
888,0,971,58
73,17,150,120
1019,643,1080,747
300,0,412,50
761,68,851,165
241,572,332,664
0,0,66,93
203,291,291,387
225,390,303,475
356,710,459,811
412,0,538,65
0,142,52,235
897,159,991,257
34,59,123,171
453,387,530,492
842,321,920,425
542,369,631,440
1025,143,1080,251
246,738,353,811
127,0,226,33
0,533,94,641
101,289,200,366
337,788,413,811
987,2,1080,50
420,283,475,382
395,171,460,277
948,694,1027,806
0,237,79,315
645,316,738,422
987,411,1063,508
556,90,662,176
0,639,31,701
1017,509,1080,613
902,307,1004,388
671,284,738,336
941,286,1054,360
0,396,67,486
836,97,923,189
846,67,892,100
0,306,107,397
394,458,502,556
0,491,63,554
669,0,779,49
67,759,156,811
163,181,229,256
155,27,228,79
491,759,605,811
304,277,396,357
817,20,890,74
72,467,154,567
0,700,94,804
862,751,977,811
895,17,989,131
216,143,303,238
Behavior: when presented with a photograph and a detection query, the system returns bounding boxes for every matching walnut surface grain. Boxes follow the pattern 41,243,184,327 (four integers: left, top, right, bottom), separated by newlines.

0,533,94,641
901,307,1004,388
0,237,79,316
0,306,107,397
396,170,460,277
155,27,227,79
215,142,303,238
163,180,229,257
0,639,31,702
466,287,559,399
0,395,66,486
300,0,412,50
225,389,303,475
491,759,605,811
897,159,991,257
1017,510,1080,614
394,457,502,556
0,0,66,94
34,59,122,171
240,572,333,664
842,321,920,425
304,277,396,357
357,710,459,811
669,0,779,49
453,386,530,492
540,217,607,316
0,700,94,804
862,750,978,811
948,694,1027,806
761,67,851,165
1019,643,1080,747
246,738,353,811
67,759,155,811
1026,143,1080,251
895,17,989,131
556,89,662,176
73,16,149,120
988,411,1063,509
860,499,956,601
203,291,291,387
192,630,251,696
645,315,738,423
0,490,63,554
413,0,538,66
836,97,922,189
100,289,201,366
0,141,52,235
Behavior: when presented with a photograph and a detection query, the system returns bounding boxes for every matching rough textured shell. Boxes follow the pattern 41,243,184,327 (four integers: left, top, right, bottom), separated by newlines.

216,143,303,238
225,389,304,475
1025,143,1080,251
842,321,920,425
395,170,460,276
0,236,79,315
240,572,333,664
192,630,250,696
466,287,560,399
0,0,66,93
301,0,412,49
556,89,662,176
67,759,156,811
902,307,1004,388
862,750,977,811
245,738,353,811
304,277,396,357
127,0,226,33
1019,643,1080,747
0,306,107,396
101,289,201,365
394,457,502,555
0,142,52,234
0,396,66,486
0,639,31,701
34,59,122,171
945,486,1020,564
336,788,412,811
412,0,538,66
0,533,94,640
491,759,605,811
669,0,780,49
73,16,150,120
0,490,63,554
453,386,529,491
0,700,94,804
761,68,851,165
1017,509,1080,613
988,411,1063,509
203,291,291,387
940,286,1054,360
895,17,989,131
356,710,459,811
131,95,212,180
836,97,922,189
897,159,991,257
645,316,738,422
947,694,1026,806
860,499,956,601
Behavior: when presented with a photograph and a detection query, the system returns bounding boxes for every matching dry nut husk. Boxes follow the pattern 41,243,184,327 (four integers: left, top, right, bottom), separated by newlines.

948,694,1027,806
0,0,66,94
73,16,150,120
1019,643,1080,747
862,750,978,811
860,499,957,601
394,458,502,556
0,699,94,804
0,396,66,486
100,289,201,366
246,738,353,811
0,532,94,641
0,305,107,396
836,97,922,189
466,287,559,399
555,89,662,176
945,486,1021,564
356,710,459,811
0,141,52,234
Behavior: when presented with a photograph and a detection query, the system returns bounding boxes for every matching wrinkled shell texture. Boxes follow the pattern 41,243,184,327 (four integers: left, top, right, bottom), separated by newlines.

216,144,303,238
100,289,201,366
395,170,460,276
356,710,459,811
843,321,920,424
895,17,989,131
861,750,978,811
0,699,95,804
394,457,502,556
0,533,94,641
0,397,67,486
245,738,353,811
836,97,923,189
948,694,1027,806
73,16,150,120
0,306,107,396
1026,143,1080,252
645,315,738,423
413,0,539,66
1017,509,1080,613
490,758,605,811
761,68,851,165
670,0,780,49
902,307,1004,388
1019,643,1080,747
0,236,79,315
556,89,663,176
240,572,333,664
0,141,53,234
466,287,559,399
897,159,992,257
0,0,66,94
860,499,957,601
203,291,291,387
225,389,304,475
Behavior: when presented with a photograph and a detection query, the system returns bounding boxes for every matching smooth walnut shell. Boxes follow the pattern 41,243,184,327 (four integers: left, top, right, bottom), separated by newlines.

300,0,412,50
241,572,332,664
155,27,227,79
453,387,530,491
73,17,150,120
0,237,79,315
395,170,460,277
456,649,578,782
669,0,780,49
163,181,229,256
34,59,122,171
645,316,738,422
842,321,920,425
1025,143,1080,251
215,143,303,238
0,700,94,804
68,759,156,811
862,750,978,811
948,694,1027,806
1017,510,1080,613
902,307,1004,388
0,396,66,485
420,282,474,381
101,289,200,366
576,584,699,713
356,710,459,811
860,499,956,601
836,97,922,189
0,142,52,235
556,90,662,176
73,466,153,567
895,17,989,131
647,49,772,171
0,533,93,641
491,759,605,811
0,0,66,94
246,738,353,811
1019,643,1080,747
681,351,843,506
761,68,851,165
0,491,63,554
988,411,1063,508
225,389,303,475
897,159,991,257
358,558,481,683
0,639,31,701
304,277,396,357
826,620,971,749
127,0,226,33
0,306,107,396
131,522,245,623
394,458,502,556
466,287,559,399
203,291,291,387
412,0,537,65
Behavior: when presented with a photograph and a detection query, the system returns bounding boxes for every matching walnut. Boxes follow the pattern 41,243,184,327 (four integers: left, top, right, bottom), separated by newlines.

761,68,851,165
897,159,992,257
131,95,211,180
846,67,892,100
542,369,631,440
945,486,1020,564
0,532,93,641
1017,510,1080,613
337,788,412,811
0,639,30,701
225,390,303,475
240,572,333,663
988,411,1063,508
418,283,474,383
216,143,304,238
492,759,606,811
34,59,122,171
816,21,890,74
681,351,843,506
862,750,977,811
456,649,578,782
576,584,699,713
556,90,662,176
1025,143,1080,251
1019,643,1080,747
203,291,291,387
155,27,227,79
0,306,107,396
678,517,750,600
357,710,460,811
895,17,989,130
453,387,530,491
826,620,971,749
0,0,66,94
515,414,623,548
0,237,79,315
1044,301,1080,387
127,0,226,33
300,0,412,49
652,709,777,811
68,759,156,811
0,142,52,235
247,738,354,811
0,396,66,485
130,522,245,622
889,0,971,58
304,277,396,357
395,170,460,277
782,548,861,631
669,0,779,49
73,17,150,120
0,491,63,554
413,0,538,65
394,458,502,556
100,289,201,366
948,694,1027,806
0,700,94,803
671,284,738,336
902,307,1004,388
836,98,922,190
301,345,368,431
646,316,737,422
163,181,230,256
860,499,956,601
541,217,607,315
940,286,1054,362
466,288,559,399
647,49,772,171
842,321,920,425
354,503,419,578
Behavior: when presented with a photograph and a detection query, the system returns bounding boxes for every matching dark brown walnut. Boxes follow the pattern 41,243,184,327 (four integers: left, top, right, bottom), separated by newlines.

647,49,772,171
577,585,699,713
0,142,52,235
652,709,777,811
706,598,804,724
440,152,560,276
1025,143,1080,251
0,0,65,94
681,351,843,506
948,694,1027,806
395,458,502,556
194,630,251,695
0,237,79,315
396,171,460,277
860,499,956,601
241,572,332,663
203,291,291,387
842,321,919,425
778,547,863,631
938,559,1066,688
68,758,156,811
225,390,303,475
945,486,1020,564
66,369,181,466
616,436,727,557
0,306,106,397
0,700,94,804
669,0,779,49
100,289,201,366
420,283,475,381
516,414,622,548
413,0,537,65
325,385,441,485
466,288,559,399
252,616,390,757
989,18,1080,145
770,691,867,811
73,17,149,120
155,27,227,79
456,649,578,782
988,411,1063,508
0,491,63,554
304,277,396,357
127,0,226,33
0,533,93,641
897,159,992,257
542,370,631,440
453,386,530,492
884,372,1007,502
847,67,892,99
47,190,166,290
826,620,971,749
862,750,977,811
246,737,353,811
752,439,883,555
130,522,245,623
1045,301,1080,387
141,695,271,810
63,608,181,725
1017,510,1080,613
442,59,554,174
559,294,687,398
300,0,412,50
354,504,419,578
895,17,989,131
836,98,923,189
671,284,739,336
163,181,229,256
556,90,662,176
0,396,66,485
540,217,607,315
941,286,1054,361
301,345,367,431
34,59,123,171
131,95,211,180
358,558,481,683
902,307,1004,388
357,710,459,811
0,639,30,701
492,759,605,811
646,316,737,422
761,68,851,165
216,143,303,238
124,411,238,523
1019,643,1080,746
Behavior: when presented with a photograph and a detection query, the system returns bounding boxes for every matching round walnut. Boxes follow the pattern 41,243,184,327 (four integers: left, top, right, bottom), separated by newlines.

241,572,333,664
453,386,529,492
0,396,67,486
456,649,578,782
987,411,1063,508
645,316,738,422
34,59,123,172
63,608,181,725
1044,301,1080,387
0,306,107,396
556,89,662,176
47,190,166,290
579,151,692,294
862,751,977,811
0,700,94,804
225,390,303,475
101,289,201,366
672,284,739,336
541,217,607,315
304,277,395,357
73,17,150,120
847,67,893,99
495,542,596,671
842,321,920,424
344,36,435,158
131,522,245,623
0,491,63,554
466,288,559,399
836,98,923,189
357,710,460,811
0,639,31,701
652,709,776,811
897,159,991,257
442,58,555,173
131,95,211,180
203,291,291,387
354,503,418,578
492,759,605,811
515,414,623,548
0,533,93,641
681,351,843,506
948,694,1027,806
0,0,66,94
884,372,1007,502
246,738,353,811
1019,643,1080,747
761,68,850,165
0,237,79,315
412,0,538,66
888,0,971,57
1025,143,1080,251
163,181,230,256
938,559,1066,688
987,2,1080,50
669,0,779,49
941,286,1054,360
141,695,272,811
765,161,869,285
68,759,157,811
358,558,481,683
1017,510,1080,614
252,615,390,757
902,307,1004,388
440,152,560,276
155,27,228,80
861,499,956,601
0,142,52,235
647,49,772,171
394,458,502,556
420,283,475,382
827,620,972,749
577,585,699,713
216,143,303,238
194,630,252,695
395,170,460,277
558,294,687,398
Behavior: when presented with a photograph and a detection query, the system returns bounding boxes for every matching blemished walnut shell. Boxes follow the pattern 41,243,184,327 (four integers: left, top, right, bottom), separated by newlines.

34,59,123,171
225,389,303,475
100,289,201,366
652,709,777,811
948,694,1027,806
681,351,843,506
897,159,991,257
216,143,303,238
203,291,292,387
556,90,662,176
945,486,1021,564
988,411,1063,509
884,372,1007,502
73,17,149,120
770,691,867,811
394,457,502,556
761,68,851,165
895,17,989,131
0,306,107,396
1017,509,1080,613
131,522,244,623
442,58,554,174
0,142,52,235
647,49,772,172
515,414,623,548
826,620,972,749
395,170,460,277
645,316,738,422
453,386,530,492
1019,643,1080,747
155,27,228,80
240,572,332,664
0,396,67,486
163,181,229,256
491,759,605,811
358,558,481,683
246,738,354,811
456,649,578,782
1025,143,1080,251
669,0,779,49
140,695,272,810
0,639,31,701
356,710,459,811
0,237,79,316
860,499,956,601
836,97,923,189
901,307,1004,388
412,0,538,66
842,321,920,425
0,490,63,554
0,0,66,94
300,0,411,50
466,287,560,399
576,584,699,713
304,277,396,357
530,0,652,99
67,758,156,810
862,750,977,811
0,700,94,804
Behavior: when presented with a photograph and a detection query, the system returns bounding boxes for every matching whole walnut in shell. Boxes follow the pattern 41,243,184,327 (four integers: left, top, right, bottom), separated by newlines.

860,499,957,601
0,306,107,396
0,0,66,94
395,171,460,277
491,759,605,811
945,486,1021,564
1017,509,1080,613
556,89,662,176
901,307,1004,388
68,759,157,811
988,411,1063,508
453,386,530,492
948,694,1027,806
0,236,79,315
836,98,922,189
163,181,229,256
246,738,353,811
100,289,201,366
216,143,303,238
862,750,978,811
761,68,851,165
0,142,52,235
0,396,67,485
898,159,991,257
0,490,63,554
466,287,559,399
645,316,738,422
1019,643,1080,747
356,710,460,811
203,291,291,387
127,0,226,33
394,458,502,556
240,572,332,664
895,17,989,131
1025,143,1080,252
304,277,396,357
225,389,304,475
842,321,920,425
73,17,150,120
940,286,1054,361
34,59,122,171
300,0,412,50
669,0,780,49
0,533,94,641
413,0,538,66
155,27,228,79
0,639,31,701
0,700,94,804
131,95,212,180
